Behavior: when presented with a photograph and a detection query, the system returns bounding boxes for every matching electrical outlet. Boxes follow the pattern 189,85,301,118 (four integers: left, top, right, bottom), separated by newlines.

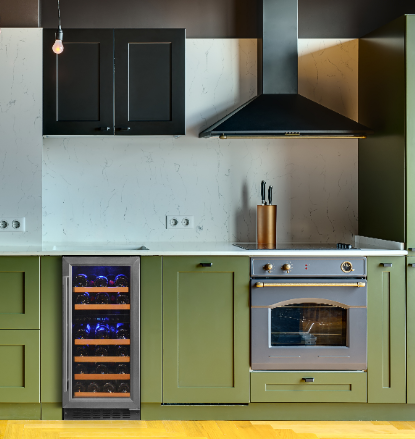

0,217,25,232
166,215,194,229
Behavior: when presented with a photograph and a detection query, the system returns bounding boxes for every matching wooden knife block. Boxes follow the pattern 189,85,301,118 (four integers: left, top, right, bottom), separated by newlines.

257,205,277,247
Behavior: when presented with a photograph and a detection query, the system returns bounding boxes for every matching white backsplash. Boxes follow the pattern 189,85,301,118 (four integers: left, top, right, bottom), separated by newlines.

42,38,358,245
0,29,42,246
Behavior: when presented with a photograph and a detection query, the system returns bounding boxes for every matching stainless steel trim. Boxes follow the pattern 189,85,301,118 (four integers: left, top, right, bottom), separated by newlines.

63,276,69,393
255,282,366,288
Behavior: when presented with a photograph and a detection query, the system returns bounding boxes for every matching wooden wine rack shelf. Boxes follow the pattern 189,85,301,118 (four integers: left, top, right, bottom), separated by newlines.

75,339,130,345
74,374,130,380
74,392,130,398
74,356,130,363
74,304,130,310
73,287,129,293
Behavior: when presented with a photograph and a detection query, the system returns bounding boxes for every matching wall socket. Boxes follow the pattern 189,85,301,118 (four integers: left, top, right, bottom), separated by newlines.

0,217,26,232
166,215,194,229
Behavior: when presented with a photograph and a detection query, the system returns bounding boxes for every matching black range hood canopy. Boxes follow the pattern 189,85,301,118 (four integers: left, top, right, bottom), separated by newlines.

199,0,373,139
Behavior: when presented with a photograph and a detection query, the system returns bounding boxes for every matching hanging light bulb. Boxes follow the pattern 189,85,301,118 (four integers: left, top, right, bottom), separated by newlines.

52,0,63,54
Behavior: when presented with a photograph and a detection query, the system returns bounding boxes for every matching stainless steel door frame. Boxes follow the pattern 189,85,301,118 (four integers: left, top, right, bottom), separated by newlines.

251,278,367,370
62,256,140,410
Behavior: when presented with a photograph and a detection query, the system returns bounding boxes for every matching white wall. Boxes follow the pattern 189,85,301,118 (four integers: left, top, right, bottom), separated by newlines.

42,38,359,245
0,29,43,246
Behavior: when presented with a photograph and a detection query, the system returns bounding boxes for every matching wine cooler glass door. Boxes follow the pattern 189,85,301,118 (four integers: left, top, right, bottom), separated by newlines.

62,256,140,410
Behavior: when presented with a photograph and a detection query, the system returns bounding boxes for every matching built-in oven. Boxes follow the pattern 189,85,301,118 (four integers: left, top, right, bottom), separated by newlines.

251,257,367,370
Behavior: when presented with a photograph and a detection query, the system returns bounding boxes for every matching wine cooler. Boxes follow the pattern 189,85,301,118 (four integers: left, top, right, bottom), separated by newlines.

62,257,140,420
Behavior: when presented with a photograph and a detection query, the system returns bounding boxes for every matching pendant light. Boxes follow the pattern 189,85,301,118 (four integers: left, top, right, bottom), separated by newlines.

52,0,64,54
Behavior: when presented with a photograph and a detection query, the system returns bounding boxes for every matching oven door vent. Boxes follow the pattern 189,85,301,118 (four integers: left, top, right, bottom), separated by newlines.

63,409,140,420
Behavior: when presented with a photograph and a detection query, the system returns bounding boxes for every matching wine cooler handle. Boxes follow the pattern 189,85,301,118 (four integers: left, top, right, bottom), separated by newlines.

63,276,70,392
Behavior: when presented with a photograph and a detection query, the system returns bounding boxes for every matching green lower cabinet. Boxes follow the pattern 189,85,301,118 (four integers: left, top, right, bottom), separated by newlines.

251,371,367,403
163,256,250,404
0,257,40,329
0,330,40,403
407,257,415,403
367,256,406,403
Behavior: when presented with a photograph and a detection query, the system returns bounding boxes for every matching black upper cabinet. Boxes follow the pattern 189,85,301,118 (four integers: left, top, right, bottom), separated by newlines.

43,29,185,136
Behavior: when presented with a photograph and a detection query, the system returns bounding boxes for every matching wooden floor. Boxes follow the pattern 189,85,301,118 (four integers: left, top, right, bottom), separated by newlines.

2,421,415,439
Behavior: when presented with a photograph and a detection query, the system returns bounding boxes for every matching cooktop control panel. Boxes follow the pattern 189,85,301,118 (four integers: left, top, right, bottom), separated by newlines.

251,257,367,277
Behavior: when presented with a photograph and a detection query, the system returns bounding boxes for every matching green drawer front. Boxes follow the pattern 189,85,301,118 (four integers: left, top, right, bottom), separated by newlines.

0,330,40,403
0,257,40,329
251,372,367,403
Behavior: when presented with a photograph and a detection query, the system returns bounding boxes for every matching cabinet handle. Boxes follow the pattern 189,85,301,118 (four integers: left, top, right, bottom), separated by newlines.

302,378,314,383
97,127,111,131
409,264,415,268
200,263,213,267
116,127,131,131
63,276,70,392
409,248,415,252
381,263,392,268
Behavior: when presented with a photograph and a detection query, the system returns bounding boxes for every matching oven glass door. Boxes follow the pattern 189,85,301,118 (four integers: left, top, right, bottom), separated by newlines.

271,303,347,347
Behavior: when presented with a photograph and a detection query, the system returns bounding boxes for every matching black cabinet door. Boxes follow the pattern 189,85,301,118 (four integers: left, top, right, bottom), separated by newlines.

114,29,185,135
43,29,114,135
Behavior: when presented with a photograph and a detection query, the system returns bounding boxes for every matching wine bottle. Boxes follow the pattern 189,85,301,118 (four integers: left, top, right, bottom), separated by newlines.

74,382,86,393
115,345,129,357
74,323,91,339
73,274,88,287
87,382,100,393
95,293,110,304
75,345,89,356
94,363,109,374
95,323,110,339
74,364,88,374
94,345,109,356
75,292,90,304
115,293,129,304
115,274,129,287
115,363,129,374
95,276,108,287
102,382,116,393
115,323,130,339
117,382,130,393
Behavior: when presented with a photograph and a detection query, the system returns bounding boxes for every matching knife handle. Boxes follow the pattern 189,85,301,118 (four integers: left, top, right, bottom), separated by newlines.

261,180,266,205
268,186,273,205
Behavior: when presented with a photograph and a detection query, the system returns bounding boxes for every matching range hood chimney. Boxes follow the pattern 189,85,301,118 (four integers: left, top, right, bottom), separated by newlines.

199,0,373,139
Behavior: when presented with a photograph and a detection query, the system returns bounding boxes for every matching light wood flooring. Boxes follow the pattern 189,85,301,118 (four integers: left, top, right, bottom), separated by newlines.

2,421,415,439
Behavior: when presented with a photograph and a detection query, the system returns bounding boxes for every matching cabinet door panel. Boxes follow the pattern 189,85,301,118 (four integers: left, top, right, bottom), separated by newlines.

0,330,40,403
367,256,406,403
407,257,415,403
114,29,185,135
163,257,249,403
43,29,114,135
0,257,39,329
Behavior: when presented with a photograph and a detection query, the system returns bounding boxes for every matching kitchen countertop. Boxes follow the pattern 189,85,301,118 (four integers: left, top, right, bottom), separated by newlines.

0,237,408,256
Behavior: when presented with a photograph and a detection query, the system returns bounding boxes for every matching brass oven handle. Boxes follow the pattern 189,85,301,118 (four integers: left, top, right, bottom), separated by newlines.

255,282,366,288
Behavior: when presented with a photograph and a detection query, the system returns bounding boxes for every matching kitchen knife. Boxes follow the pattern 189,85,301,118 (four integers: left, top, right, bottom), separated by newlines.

268,186,273,205
261,180,266,205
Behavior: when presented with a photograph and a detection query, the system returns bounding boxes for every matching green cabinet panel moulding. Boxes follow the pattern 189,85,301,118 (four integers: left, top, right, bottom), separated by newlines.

251,371,367,403
162,256,250,404
140,256,163,404
367,256,406,403
0,404,41,420
40,257,62,404
407,257,415,403
0,257,40,329
0,330,40,403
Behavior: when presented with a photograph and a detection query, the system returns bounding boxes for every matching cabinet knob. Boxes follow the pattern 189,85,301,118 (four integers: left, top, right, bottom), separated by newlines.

116,127,131,131
97,127,111,131
200,263,213,267
302,377,314,383
381,263,392,268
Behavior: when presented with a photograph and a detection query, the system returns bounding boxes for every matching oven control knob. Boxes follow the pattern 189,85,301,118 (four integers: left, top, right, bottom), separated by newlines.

264,263,273,271
341,261,354,273
282,263,292,271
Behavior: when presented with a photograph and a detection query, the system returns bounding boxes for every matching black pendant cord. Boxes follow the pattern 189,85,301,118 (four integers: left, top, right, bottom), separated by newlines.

56,0,63,39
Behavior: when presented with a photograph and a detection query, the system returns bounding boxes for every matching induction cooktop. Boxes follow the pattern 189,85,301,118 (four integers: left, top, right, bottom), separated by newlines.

233,243,357,250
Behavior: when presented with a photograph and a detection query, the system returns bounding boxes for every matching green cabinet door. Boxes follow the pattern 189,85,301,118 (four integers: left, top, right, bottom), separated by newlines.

407,257,415,403
163,256,250,403
0,330,40,403
0,257,40,329
367,256,406,403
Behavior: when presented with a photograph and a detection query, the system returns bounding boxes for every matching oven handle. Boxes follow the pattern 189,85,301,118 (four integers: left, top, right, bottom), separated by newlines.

254,282,366,288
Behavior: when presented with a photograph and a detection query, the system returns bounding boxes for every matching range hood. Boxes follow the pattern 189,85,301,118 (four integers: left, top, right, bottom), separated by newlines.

199,0,373,139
